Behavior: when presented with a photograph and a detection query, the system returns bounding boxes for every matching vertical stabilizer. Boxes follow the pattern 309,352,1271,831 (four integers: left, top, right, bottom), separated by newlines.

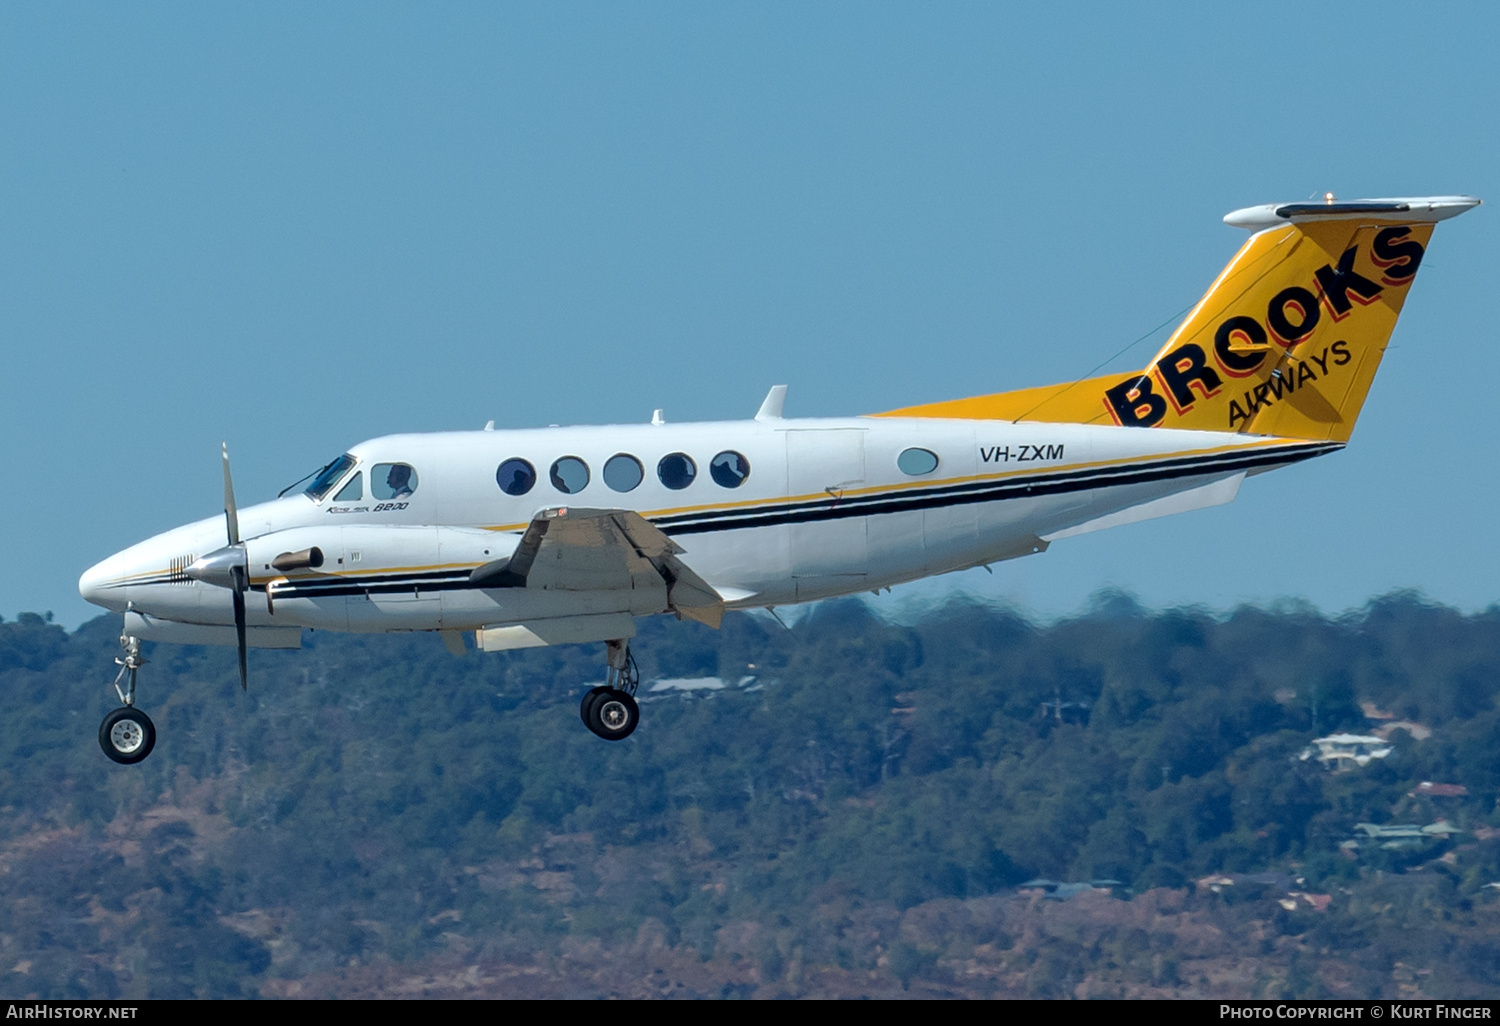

877,196,1478,441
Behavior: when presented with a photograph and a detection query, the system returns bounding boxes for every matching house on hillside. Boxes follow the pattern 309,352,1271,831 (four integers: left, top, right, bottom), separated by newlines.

1195,873,1331,911
1196,872,1297,895
1018,879,1120,900
644,675,758,696
1375,720,1431,741
1299,734,1393,770
1409,782,1467,799
1346,821,1462,850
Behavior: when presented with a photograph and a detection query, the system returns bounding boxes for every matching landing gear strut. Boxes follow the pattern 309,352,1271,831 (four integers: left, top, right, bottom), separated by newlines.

100,633,156,764
578,639,640,741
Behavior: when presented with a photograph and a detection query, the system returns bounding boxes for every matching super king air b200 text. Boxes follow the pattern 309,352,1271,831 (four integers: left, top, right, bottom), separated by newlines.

79,194,1479,763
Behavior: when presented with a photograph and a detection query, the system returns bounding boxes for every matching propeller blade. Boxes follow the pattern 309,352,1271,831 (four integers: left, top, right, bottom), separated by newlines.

222,443,240,547
231,566,248,691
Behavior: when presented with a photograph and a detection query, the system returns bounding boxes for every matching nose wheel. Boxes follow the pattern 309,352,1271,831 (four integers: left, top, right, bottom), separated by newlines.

99,706,156,764
100,631,157,764
577,640,641,740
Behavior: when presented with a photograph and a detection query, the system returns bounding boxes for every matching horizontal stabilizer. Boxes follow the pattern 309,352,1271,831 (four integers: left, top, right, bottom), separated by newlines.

1223,195,1479,232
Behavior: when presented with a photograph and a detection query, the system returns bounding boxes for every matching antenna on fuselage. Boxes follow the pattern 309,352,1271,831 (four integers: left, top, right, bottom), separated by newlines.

755,385,788,421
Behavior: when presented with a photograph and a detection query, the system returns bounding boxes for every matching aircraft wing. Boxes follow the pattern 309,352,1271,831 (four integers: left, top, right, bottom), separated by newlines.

470,507,726,628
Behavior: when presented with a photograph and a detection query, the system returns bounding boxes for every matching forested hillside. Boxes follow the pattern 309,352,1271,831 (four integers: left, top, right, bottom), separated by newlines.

2,593,1499,998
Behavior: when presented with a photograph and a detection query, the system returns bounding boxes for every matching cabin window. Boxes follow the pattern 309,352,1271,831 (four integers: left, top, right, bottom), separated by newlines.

604,454,644,492
304,454,357,501
550,456,590,494
658,452,697,490
333,472,363,502
710,451,750,488
372,463,419,500
897,447,940,476
497,458,536,496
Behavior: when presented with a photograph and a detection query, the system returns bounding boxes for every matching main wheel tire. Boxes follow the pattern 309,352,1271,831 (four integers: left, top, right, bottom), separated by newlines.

99,707,156,765
580,686,611,727
587,688,639,741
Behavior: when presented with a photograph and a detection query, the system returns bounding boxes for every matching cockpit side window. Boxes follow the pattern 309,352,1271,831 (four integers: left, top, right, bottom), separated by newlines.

372,463,419,500
305,454,357,502
333,472,363,502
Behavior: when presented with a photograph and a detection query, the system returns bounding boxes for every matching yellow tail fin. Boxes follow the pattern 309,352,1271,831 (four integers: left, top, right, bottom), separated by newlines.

879,196,1478,441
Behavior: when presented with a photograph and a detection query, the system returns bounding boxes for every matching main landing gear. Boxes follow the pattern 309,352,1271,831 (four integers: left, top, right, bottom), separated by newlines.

99,631,647,754
99,633,156,765
578,639,641,741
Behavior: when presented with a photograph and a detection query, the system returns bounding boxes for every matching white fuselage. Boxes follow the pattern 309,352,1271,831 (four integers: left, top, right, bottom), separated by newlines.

78,415,1337,638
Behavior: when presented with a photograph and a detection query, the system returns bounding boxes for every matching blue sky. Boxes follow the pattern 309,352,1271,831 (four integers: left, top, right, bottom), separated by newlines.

3,3,1495,628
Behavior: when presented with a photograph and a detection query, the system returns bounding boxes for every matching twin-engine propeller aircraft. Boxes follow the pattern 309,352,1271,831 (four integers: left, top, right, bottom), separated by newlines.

80,194,1478,763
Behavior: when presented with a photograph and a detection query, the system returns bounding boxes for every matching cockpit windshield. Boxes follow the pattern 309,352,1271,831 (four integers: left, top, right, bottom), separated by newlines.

303,454,358,502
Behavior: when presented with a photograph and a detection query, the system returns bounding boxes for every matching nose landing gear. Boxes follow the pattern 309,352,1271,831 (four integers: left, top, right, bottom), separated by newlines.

99,633,157,764
578,639,641,741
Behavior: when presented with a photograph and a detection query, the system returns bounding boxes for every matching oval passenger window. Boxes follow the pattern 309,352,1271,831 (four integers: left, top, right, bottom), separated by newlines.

371,463,419,499
604,454,644,492
657,453,697,490
710,451,750,488
550,456,590,494
496,458,536,496
897,448,940,476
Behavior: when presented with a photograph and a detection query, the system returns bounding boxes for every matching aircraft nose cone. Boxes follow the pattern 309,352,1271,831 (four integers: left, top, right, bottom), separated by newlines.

79,557,124,611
